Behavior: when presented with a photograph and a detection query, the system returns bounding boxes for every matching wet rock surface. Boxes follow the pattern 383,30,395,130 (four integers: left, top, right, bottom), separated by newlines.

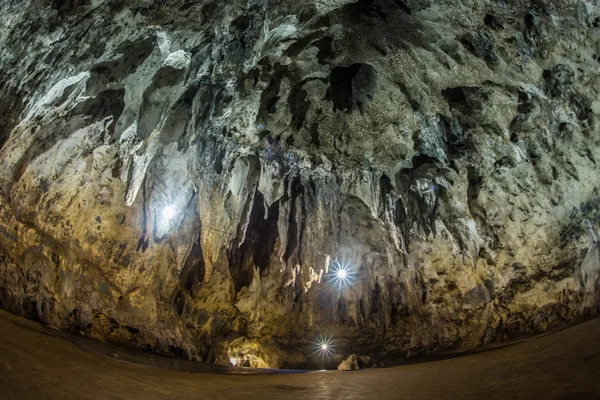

0,0,600,368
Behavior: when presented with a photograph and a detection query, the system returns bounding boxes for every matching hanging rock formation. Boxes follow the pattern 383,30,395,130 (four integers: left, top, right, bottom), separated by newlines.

1,0,600,368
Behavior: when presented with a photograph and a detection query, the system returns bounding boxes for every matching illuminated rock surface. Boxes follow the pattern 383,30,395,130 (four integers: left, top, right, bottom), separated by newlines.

1,0,600,368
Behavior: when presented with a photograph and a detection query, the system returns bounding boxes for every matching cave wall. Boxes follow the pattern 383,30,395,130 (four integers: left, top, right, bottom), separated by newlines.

1,0,600,368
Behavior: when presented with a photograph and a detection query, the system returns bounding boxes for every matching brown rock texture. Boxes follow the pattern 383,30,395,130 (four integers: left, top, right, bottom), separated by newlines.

1,0,600,368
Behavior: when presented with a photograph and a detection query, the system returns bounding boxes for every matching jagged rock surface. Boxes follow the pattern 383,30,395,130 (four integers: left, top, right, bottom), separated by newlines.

1,0,600,368
337,354,360,370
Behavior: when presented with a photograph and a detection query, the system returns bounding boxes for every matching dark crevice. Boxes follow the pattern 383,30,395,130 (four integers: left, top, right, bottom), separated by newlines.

411,153,437,169
285,31,326,58
258,76,281,120
136,178,150,253
165,84,198,147
484,13,503,30
180,235,206,294
214,148,226,175
542,65,574,98
310,122,320,146
283,178,304,264
395,162,443,246
392,0,411,14
370,282,380,315
71,88,126,137
315,37,334,64
344,0,410,22
336,297,347,324
228,192,279,294
517,90,534,114
466,167,488,235
327,64,362,113
288,83,310,130
524,12,537,30
379,174,394,219
0,85,24,151
395,199,409,248
326,63,376,113
52,0,90,12
442,87,470,108
86,37,155,96
190,84,230,143
460,30,497,63
467,167,484,201
394,81,420,111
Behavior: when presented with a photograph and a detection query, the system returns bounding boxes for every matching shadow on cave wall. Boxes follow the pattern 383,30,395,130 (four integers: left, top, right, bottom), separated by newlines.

228,191,280,295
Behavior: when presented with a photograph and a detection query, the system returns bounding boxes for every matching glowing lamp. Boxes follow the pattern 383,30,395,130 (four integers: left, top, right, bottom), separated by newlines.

314,337,334,359
162,205,176,221
331,262,352,289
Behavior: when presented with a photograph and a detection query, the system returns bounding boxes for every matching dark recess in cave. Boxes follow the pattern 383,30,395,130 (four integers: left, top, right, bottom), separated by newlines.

0,85,24,151
228,192,279,294
71,88,126,137
214,148,226,175
327,64,362,113
52,0,90,12
467,167,484,201
282,178,305,265
411,153,438,169
258,76,281,120
543,64,574,98
484,13,503,30
442,86,472,109
326,63,376,114
87,37,155,97
289,83,310,129
345,0,412,23
310,122,320,146
315,36,335,64
460,30,497,63
180,236,206,294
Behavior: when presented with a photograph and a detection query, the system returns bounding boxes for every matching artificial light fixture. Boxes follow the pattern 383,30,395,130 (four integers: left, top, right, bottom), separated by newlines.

330,261,353,290
162,204,176,222
314,337,334,359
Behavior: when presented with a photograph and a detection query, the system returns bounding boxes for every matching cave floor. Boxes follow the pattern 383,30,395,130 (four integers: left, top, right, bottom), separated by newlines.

1,310,600,399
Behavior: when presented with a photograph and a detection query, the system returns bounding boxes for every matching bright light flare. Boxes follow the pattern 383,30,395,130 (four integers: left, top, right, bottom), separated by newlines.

330,261,354,290
313,337,334,359
162,205,176,222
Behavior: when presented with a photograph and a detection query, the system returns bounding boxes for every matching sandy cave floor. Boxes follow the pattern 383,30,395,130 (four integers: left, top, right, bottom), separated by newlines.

1,310,600,399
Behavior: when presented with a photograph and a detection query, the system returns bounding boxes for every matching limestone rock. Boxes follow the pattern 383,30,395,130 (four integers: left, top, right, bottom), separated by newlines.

337,354,360,371
0,0,600,369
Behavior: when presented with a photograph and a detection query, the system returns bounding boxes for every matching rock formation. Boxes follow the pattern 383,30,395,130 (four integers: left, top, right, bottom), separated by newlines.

1,0,600,368
337,354,360,371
